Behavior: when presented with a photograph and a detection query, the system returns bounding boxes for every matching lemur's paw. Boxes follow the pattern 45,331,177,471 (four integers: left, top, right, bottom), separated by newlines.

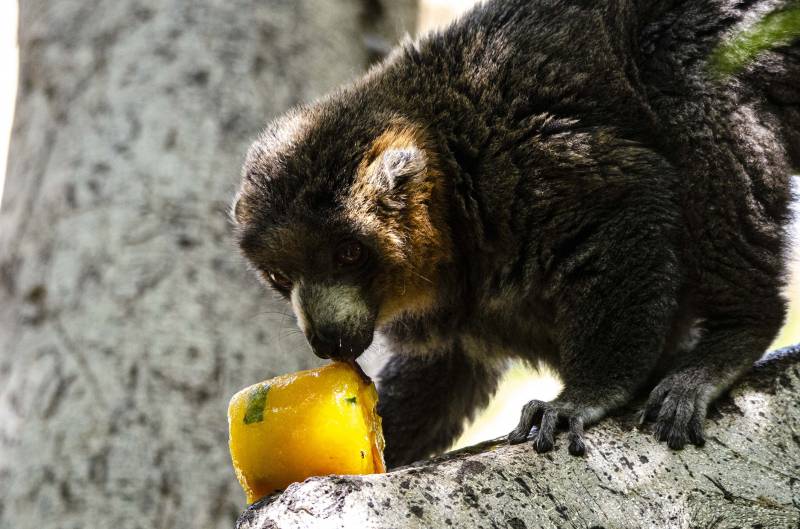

508,399,587,456
639,374,709,449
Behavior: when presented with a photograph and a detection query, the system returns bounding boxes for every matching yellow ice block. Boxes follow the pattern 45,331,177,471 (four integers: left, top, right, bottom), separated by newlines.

228,362,385,504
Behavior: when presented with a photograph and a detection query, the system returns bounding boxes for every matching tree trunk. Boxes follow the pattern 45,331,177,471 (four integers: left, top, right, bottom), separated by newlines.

238,346,800,529
0,1,415,528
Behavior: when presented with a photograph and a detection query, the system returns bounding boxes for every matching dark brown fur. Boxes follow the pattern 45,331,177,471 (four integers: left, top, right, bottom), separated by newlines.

233,0,799,467
347,122,454,325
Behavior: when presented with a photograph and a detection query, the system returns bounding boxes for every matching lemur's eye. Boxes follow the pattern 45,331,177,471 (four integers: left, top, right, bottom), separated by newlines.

335,240,365,266
267,271,292,290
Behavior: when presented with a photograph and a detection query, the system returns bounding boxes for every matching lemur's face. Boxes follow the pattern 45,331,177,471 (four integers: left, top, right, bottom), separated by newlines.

232,107,451,361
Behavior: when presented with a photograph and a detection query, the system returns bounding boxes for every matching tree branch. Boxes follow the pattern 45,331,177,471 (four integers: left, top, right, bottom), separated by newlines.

237,345,800,528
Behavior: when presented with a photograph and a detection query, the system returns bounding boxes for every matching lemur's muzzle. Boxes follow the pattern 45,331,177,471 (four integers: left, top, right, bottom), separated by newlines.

307,323,373,360
292,282,376,361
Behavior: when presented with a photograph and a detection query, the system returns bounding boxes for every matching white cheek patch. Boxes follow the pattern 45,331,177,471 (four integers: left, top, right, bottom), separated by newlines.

291,286,309,333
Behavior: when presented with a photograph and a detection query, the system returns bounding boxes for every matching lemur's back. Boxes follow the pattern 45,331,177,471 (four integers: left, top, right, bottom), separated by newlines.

637,1,798,179
419,0,658,136
634,0,798,291
435,0,798,268
435,0,799,171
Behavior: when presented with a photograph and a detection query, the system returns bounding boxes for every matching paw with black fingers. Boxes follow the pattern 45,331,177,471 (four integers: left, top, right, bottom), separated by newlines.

639,373,711,449
508,399,589,456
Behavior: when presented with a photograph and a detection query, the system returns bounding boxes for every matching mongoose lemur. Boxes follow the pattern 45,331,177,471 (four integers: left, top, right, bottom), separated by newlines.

232,0,799,467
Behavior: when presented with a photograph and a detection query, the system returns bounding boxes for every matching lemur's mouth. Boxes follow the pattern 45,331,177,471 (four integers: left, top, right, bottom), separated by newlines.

307,327,373,362
343,357,371,383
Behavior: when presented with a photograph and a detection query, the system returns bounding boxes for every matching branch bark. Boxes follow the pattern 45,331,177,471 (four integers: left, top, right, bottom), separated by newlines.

238,346,800,529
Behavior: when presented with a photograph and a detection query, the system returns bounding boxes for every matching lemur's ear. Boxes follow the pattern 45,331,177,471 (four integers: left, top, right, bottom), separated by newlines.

230,193,248,225
230,180,256,225
374,146,427,191
354,125,429,212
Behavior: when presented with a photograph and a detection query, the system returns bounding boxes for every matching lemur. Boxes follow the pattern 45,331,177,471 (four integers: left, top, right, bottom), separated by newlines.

231,0,800,467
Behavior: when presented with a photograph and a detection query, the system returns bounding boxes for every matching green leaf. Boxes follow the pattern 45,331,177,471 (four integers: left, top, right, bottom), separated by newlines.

710,3,800,78
243,383,270,425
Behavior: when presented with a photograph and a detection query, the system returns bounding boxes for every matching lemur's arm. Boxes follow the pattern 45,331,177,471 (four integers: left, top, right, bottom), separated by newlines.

377,348,503,468
510,143,682,453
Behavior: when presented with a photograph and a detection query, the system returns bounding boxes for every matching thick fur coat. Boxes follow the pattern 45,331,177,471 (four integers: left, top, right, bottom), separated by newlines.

233,0,799,467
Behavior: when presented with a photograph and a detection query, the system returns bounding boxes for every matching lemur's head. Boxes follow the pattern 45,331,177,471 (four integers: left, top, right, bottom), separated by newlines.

232,101,452,361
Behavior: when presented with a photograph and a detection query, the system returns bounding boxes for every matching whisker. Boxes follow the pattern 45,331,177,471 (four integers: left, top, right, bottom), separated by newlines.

246,309,294,322
409,268,434,284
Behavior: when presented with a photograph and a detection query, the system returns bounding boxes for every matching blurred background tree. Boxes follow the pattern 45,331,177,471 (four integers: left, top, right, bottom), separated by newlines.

0,1,414,527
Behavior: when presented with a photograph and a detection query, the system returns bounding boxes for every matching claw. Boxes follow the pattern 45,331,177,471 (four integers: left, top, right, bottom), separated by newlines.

639,388,665,425
509,400,545,444
687,414,706,446
533,409,558,453
508,427,531,445
509,399,589,456
642,374,710,450
567,416,586,456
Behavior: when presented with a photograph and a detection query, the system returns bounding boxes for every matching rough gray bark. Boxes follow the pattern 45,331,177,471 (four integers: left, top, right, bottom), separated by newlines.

0,1,415,528
238,346,800,529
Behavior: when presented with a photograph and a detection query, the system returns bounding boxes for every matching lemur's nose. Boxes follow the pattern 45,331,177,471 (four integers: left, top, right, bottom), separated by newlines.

308,324,368,361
